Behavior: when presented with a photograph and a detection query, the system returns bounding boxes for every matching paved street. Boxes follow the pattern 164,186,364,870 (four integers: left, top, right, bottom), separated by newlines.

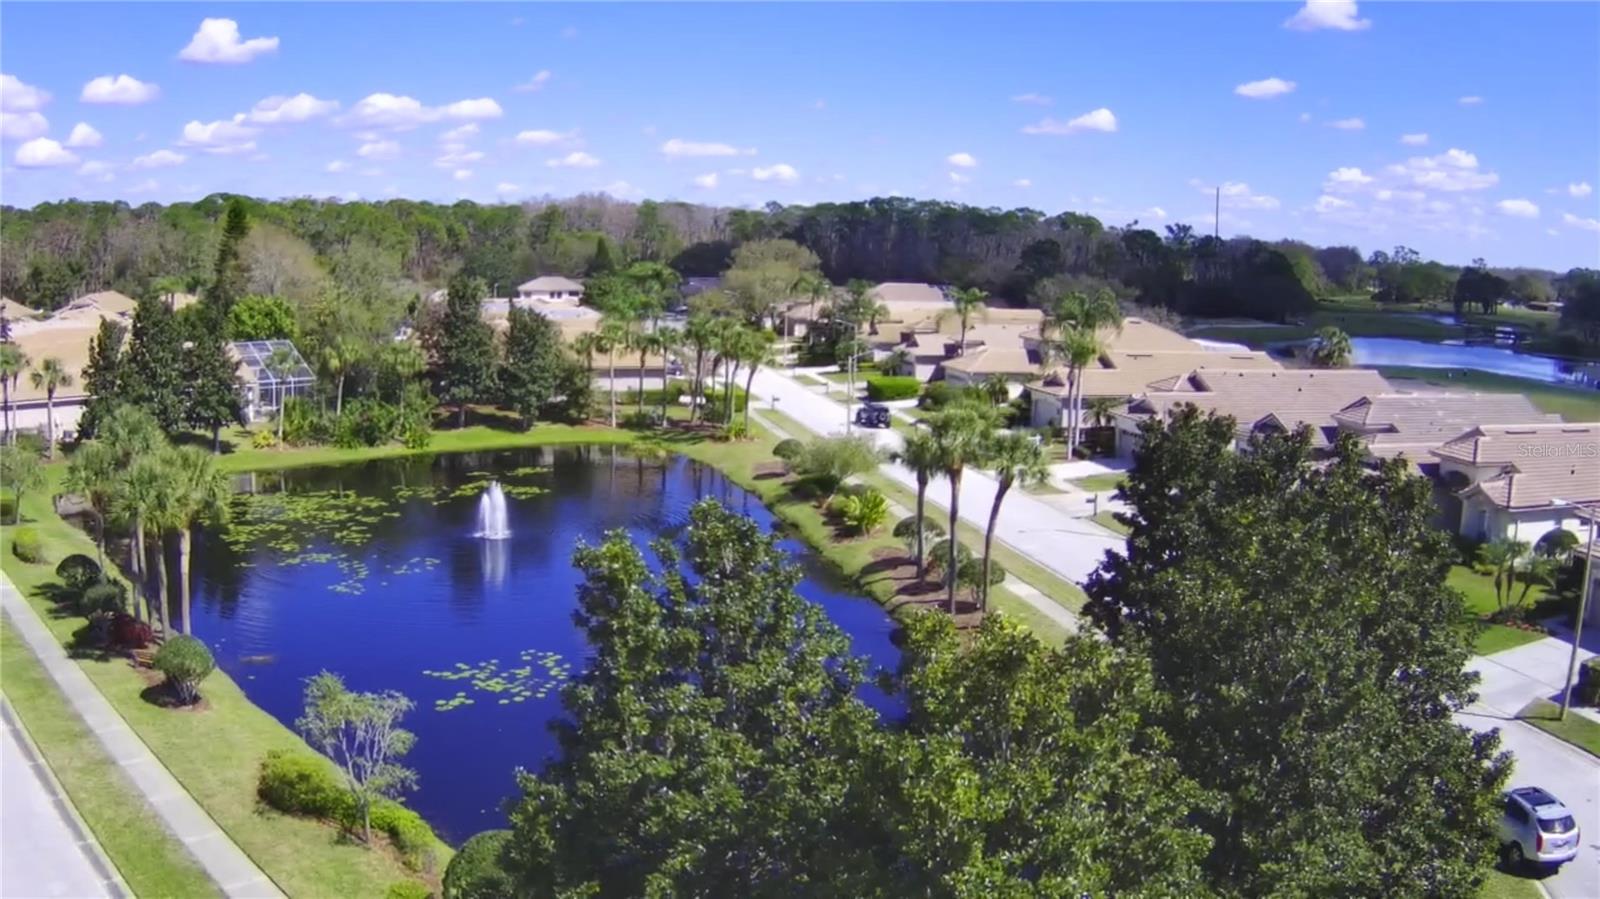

752,367,1126,585
1,704,118,898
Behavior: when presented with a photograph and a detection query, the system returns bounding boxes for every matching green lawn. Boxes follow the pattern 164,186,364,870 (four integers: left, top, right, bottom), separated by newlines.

1091,511,1131,536
1068,473,1127,493
1517,698,1600,758
1477,867,1547,899
215,421,644,473
1374,366,1600,421
1447,565,1549,655
1,620,219,899
1022,480,1067,495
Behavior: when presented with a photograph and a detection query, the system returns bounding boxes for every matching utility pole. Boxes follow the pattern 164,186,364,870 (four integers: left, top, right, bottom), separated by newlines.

1558,498,1596,720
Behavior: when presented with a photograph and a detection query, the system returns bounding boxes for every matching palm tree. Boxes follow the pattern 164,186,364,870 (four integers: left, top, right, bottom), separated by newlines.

681,314,718,423
320,339,359,415
0,344,27,445
979,373,1011,406
714,321,747,424
945,287,989,355
263,345,297,446
1049,328,1104,452
653,329,681,424
1477,538,1530,612
1309,326,1353,368
799,273,833,344
113,455,172,631
877,347,913,377
739,329,777,434
64,441,120,571
166,446,230,635
837,280,889,336
926,404,996,615
594,319,629,428
631,329,667,419
1044,290,1123,452
28,357,74,459
1084,395,1122,430
979,432,1049,611
893,429,944,580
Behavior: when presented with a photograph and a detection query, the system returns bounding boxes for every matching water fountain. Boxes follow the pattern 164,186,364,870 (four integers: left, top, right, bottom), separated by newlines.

475,481,511,539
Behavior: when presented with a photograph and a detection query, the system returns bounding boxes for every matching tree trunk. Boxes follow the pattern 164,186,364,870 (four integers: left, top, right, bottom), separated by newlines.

153,532,170,637
742,363,758,434
44,392,55,459
914,474,928,580
2,379,10,445
130,518,145,625
278,403,287,445
946,468,962,615
336,374,345,416
724,362,739,424
211,425,221,454
93,512,105,572
179,529,193,635
607,351,618,427
981,479,1011,613
637,351,647,418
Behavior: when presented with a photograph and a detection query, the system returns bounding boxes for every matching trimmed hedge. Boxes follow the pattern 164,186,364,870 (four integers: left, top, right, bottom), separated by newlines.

893,515,946,540
772,438,805,462
11,526,42,563
152,635,216,705
258,750,443,872
55,554,102,594
443,830,514,899
866,376,921,402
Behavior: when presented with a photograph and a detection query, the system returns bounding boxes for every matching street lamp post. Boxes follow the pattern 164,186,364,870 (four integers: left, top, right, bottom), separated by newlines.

1553,498,1597,720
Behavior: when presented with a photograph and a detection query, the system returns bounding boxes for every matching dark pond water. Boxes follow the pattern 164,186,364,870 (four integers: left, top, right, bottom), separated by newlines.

188,446,903,843
1269,336,1600,388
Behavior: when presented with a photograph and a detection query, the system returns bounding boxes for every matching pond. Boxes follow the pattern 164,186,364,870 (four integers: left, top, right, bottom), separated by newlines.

188,446,903,843
1271,337,1600,389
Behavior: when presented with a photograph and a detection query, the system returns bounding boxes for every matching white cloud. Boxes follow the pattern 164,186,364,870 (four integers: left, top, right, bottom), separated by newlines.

178,18,279,63
452,169,473,181
440,123,479,143
1,111,48,141
246,93,339,125
1235,77,1296,99
660,138,755,158
514,70,552,93
81,74,160,105
752,163,800,183
325,160,349,173
948,171,971,185
1495,198,1539,218
496,182,521,196
946,151,978,168
1567,181,1593,198
77,160,115,181
435,145,484,167
1298,112,1312,123
1562,212,1600,232
128,178,159,194
14,137,77,168
1021,107,1117,135
1191,179,1281,210
1313,194,1354,213
1324,166,1374,189
1,74,50,112
130,148,186,169
1327,117,1365,130
1458,95,1484,106
603,180,641,198
1010,93,1052,106
1386,148,1498,192
357,140,401,160
515,129,576,147
65,122,104,148
1013,178,1032,188
342,93,501,130
692,172,719,189
1400,132,1429,146
179,118,259,154
1283,0,1371,32
546,151,599,168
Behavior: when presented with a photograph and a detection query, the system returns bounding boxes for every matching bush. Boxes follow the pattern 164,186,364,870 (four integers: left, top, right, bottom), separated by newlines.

918,381,961,410
371,801,441,872
251,429,278,450
280,397,326,446
110,613,153,649
792,435,884,497
402,420,433,450
717,422,749,442
623,410,663,429
443,830,514,899
385,882,431,899
10,526,42,563
1578,658,1600,707
893,514,945,541
834,490,890,535
80,582,127,618
152,634,215,705
259,750,353,820
866,376,921,402
55,554,102,594
772,438,805,462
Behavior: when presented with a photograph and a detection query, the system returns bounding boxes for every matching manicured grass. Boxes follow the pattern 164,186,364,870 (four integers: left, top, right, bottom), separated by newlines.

1476,867,1547,899
1374,366,1600,421
1517,698,1600,758
1,470,445,898
215,421,645,474
1,620,218,899
1091,511,1131,536
1067,473,1126,493
1447,565,1550,655
1022,480,1067,495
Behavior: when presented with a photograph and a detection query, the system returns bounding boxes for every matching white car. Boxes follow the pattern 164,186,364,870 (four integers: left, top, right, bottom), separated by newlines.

1498,786,1581,870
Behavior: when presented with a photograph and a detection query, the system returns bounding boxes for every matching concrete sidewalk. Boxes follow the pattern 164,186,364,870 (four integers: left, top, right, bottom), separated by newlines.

2,574,285,898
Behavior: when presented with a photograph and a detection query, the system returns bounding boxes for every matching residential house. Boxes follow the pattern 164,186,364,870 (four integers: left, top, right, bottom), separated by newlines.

4,319,95,438
1332,392,1559,461
231,340,315,422
1432,422,1600,543
516,276,585,304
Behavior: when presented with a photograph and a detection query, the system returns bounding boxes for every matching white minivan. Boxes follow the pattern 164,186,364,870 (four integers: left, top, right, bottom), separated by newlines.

1498,786,1581,871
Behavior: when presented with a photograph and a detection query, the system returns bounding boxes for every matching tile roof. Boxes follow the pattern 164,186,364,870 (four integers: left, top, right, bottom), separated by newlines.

1433,422,1600,509
58,290,137,317
518,276,584,292
7,322,98,403
869,282,947,305
937,345,1042,377
1029,349,1281,398
1334,392,1561,459
1124,368,1393,444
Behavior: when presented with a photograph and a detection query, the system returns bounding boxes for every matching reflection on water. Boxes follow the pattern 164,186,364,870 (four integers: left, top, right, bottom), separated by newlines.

1272,336,1600,389
190,445,902,843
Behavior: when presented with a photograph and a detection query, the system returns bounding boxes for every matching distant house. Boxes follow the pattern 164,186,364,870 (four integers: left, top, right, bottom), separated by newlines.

516,276,584,305
1432,422,1600,542
230,340,316,422
1331,392,1558,461
52,290,138,325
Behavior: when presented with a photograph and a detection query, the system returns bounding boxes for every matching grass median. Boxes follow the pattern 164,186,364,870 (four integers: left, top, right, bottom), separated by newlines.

1,619,218,898
1516,698,1600,758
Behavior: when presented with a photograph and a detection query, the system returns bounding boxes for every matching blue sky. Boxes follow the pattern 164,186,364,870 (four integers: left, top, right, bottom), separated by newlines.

3,2,1597,270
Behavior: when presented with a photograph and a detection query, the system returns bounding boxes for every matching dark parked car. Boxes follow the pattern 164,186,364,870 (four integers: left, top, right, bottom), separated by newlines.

854,403,892,429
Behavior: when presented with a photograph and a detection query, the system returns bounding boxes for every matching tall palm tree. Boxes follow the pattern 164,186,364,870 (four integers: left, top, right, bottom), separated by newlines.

631,329,667,419
979,432,1049,611
979,373,1011,406
926,404,996,615
945,287,989,355
715,321,747,424
739,329,777,434
263,345,297,446
681,314,717,423
28,357,74,459
64,441,119,571
1083,395,1122,430
166,446,230,635
594,319,629,428
0,344,27,445
1044,289,1123,451
1049,328,1104,452
653,329,681,424
113,455,171,630
1309,326,1353,368
320,339,358,415
892,429,944,580
799,273,833,345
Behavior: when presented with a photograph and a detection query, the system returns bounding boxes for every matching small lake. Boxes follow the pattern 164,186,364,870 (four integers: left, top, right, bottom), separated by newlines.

188,446,903,843
1271,337,1600,389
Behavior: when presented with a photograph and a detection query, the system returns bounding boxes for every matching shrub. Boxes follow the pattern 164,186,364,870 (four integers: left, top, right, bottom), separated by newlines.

371,801,441,872
717,422,749,442
792,435,884,497
918,381,961,410
152,634,215,704
623,410,663,430
865,376,921,402
835,490,890,535
1578,658,1600,707
402,420,433,450
110,613,153,649
80,582,127,618
443,830,514,899
251,429,278,450
385,883,431,899
259,750,353,820
10,526,42,563
893,514,945,541
772,438,805,462
56,554,102,594
280,397,324,446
